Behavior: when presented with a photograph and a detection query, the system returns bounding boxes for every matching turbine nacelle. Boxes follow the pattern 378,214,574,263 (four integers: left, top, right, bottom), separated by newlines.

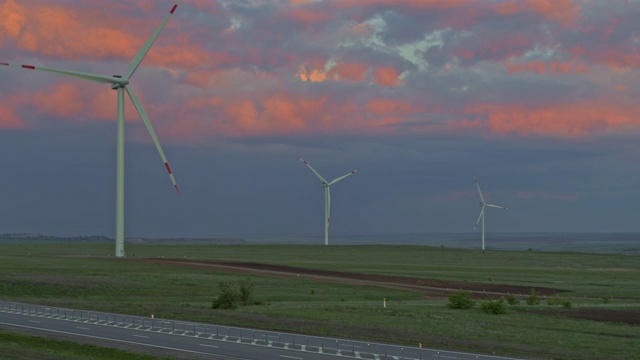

110,75,129,89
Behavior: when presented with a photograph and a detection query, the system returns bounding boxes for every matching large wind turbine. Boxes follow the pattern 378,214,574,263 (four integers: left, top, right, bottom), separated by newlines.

300,158,357,245
1,1,182,258
473,177,507,251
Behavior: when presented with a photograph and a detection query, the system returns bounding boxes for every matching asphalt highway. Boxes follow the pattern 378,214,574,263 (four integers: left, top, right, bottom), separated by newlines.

0,301,526,360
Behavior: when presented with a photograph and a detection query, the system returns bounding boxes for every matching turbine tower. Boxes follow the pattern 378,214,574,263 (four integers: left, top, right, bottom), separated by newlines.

300,157,357,245
473,177,507,251
1,1,182,257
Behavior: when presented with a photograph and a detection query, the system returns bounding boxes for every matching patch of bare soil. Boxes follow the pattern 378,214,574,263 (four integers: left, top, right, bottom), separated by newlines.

129,258,567,297
544,309,640,326
128,258,640,326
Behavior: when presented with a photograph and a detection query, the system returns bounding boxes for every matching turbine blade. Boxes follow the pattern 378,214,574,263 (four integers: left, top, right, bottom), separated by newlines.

474,207,485,230
474,176,485,204
125,86,179,193
328,169,358,185
126,1,182,79
299,157,328,184
1,62,117,83
486,204,507,210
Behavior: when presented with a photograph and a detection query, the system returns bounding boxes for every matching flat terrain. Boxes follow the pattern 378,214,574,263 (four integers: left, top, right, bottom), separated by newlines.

1,243,639,359
132,258,640,326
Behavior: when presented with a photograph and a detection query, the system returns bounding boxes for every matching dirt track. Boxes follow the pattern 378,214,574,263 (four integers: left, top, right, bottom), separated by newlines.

131,258,567,297
129,258,640,325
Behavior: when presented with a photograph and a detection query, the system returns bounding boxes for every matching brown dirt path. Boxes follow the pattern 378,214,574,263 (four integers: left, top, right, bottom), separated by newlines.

130,258,567,297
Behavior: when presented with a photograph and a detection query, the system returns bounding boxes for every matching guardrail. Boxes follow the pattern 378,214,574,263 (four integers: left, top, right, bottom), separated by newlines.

0,300,513,360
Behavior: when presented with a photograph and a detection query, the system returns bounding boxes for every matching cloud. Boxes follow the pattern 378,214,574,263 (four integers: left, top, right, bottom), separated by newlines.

469,100,640,137
0,101,26,129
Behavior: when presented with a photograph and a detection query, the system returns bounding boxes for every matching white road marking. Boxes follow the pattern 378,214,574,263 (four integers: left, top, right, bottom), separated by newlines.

280,356,303,360
199,344,219,348
133,334,149,338
76,327,90,330
28,320,40,324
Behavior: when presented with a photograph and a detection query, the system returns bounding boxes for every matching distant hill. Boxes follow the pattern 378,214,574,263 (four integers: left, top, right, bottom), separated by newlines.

0,234,246,244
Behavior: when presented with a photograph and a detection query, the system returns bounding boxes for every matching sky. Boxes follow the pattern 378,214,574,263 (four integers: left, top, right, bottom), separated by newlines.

1,0,640,239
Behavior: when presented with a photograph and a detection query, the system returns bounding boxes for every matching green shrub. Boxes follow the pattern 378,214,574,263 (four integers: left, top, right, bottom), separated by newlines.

238,278,254,305
212,278,256,310
526,289,540,306
447,291,475,309
505,294,520,305
212,281,239,310
547,298,572,309
481,299,507,314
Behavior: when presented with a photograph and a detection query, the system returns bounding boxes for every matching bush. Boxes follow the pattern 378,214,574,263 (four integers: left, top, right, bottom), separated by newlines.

547,298,572,309
212,278,256,310
447,291,475,309
481,299,507,314
238,278,254,305
526,289,540,306
212,281,239,310
505,294,520,305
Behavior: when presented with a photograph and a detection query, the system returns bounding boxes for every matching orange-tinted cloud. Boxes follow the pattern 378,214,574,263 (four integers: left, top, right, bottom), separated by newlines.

506,60,588,75
2,1,139,60
0,101,26,129
0,1,208,71
296,64,328,82
283,7,332,25
569,45,640,69
468,101,640,137
327,62,368,82
365,99,415,117
372,66,400,86
496,0,580,24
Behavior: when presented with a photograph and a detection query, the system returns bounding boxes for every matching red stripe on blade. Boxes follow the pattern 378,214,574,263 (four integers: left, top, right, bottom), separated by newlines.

0,62,9,66
22,65,36,70
174,185,180,194
165,162,173,174
170,4,177,14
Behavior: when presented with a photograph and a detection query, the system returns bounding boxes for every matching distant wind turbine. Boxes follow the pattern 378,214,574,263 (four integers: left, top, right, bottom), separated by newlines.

1,1,183,258
300,157,358,245
473,177,507,251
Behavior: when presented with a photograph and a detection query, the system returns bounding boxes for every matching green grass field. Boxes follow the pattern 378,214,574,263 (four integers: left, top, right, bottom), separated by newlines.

1,243,639,359
0,329,172,359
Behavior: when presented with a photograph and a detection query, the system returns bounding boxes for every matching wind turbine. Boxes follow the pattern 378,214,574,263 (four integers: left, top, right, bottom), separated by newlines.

1,1,182,258
299,157,358,245
473,177,507,251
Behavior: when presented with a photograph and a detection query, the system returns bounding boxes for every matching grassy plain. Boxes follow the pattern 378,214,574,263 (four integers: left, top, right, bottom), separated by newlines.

0,243,639,359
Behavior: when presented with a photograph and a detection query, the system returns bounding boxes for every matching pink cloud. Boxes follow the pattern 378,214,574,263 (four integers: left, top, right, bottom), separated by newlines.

372,66,401,86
